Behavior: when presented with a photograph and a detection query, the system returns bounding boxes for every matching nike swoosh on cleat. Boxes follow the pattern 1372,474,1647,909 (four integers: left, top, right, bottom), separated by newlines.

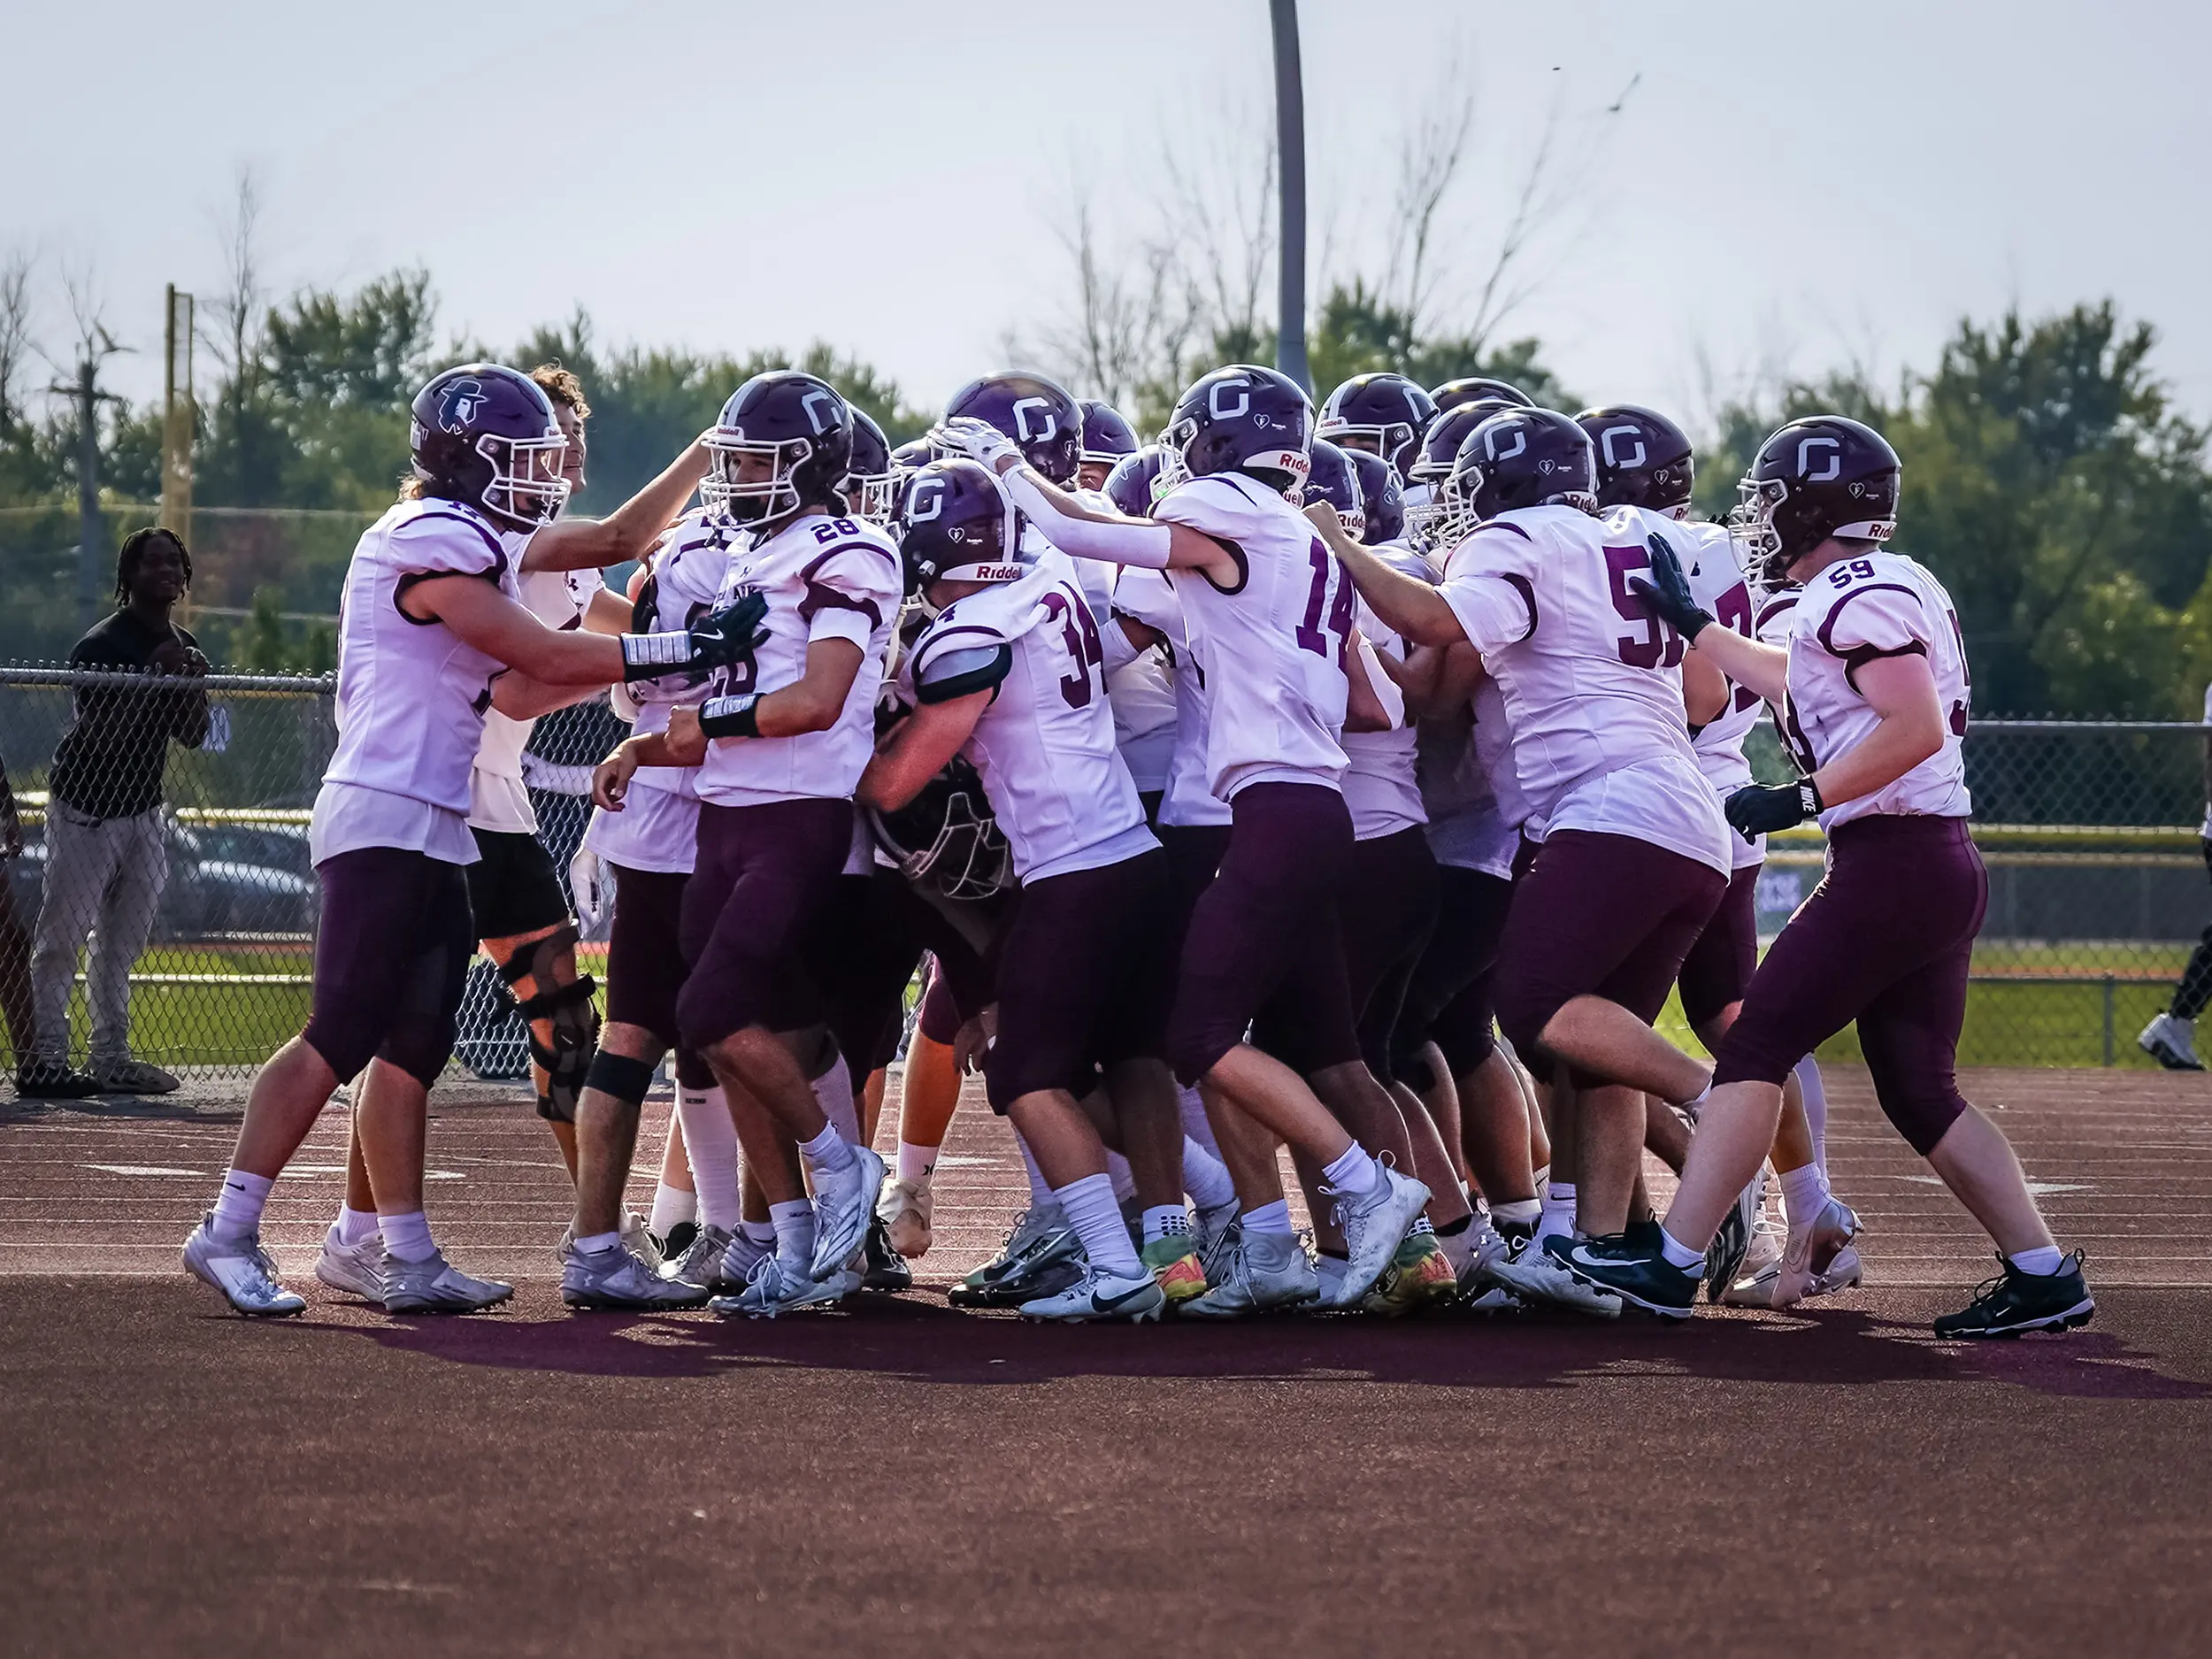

1092,1282,1156,1311
1571,1249,1652,1271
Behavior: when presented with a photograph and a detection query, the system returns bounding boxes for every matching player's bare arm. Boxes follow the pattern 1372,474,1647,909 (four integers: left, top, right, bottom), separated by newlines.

699,636,866,744
1808,649,1946,806
1681,647,1730,729
856,688,991,813
1343,631,1394,733
1308,499,1463,647
521,432,713,572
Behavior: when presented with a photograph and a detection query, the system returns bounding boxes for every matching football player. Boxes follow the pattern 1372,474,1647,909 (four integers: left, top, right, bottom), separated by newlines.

1322,406,1732,1273
859,458,1192,1320
1076,399,1139,493
183,363,757,1316
1429,376,1532,415
935,363,1432,1312
1579,404,1849,1307
596,371,901,1317
1568,417,2093,1337
1317,372,1437,484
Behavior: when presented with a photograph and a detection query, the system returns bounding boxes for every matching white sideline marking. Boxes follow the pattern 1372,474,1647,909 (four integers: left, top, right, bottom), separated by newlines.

85,1164,200,1178
1901,1174,2091,1196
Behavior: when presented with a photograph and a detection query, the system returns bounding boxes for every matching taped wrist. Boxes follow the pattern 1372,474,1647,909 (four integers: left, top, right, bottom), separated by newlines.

584,1048,657,1108
699,694,762,739
621,630,695,681
1002,468,1172,568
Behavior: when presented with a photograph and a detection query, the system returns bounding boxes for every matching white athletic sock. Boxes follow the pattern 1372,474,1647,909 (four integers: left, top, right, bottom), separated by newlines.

896,1141,939,1186
1177,1084,1221,1157
1140,1205,1190,1246
1017,1133,1054,1209
739,1217,775,1249
210,1169,273,1243
1778,1161,1832,1231
1241,1198,1294,1238
336,1203,380,1247
769,1199,817,1266
1657,1225,1704,1271
1054,1173,1142,1277
1104,1150,1138,1204
799,1120,854,1176
379,1209,436,1264
1537,1182,1577,1243
1678,1082,1712,1118
1491,1197,1541,1232
2008,1244,2064,1276
1321,1141,1381,1197
649,1181,697,1238
677,1086,742,1232
572,1229,621,1255
1532,1163,1551,1202
1180,1136,1236,1211
1793,1056,1829,1175
811,1053,858,1145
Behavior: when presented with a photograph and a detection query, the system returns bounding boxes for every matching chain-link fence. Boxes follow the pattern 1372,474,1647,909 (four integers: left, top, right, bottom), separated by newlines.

0,657,2201,1079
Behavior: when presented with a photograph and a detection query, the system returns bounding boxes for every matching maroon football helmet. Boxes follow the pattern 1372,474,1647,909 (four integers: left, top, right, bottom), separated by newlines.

1102,445,1164,518
941,373,1083,485
1736,415,1900,584
1317,372,1437,482
1577,404,1695,516
1303,439,1367,541
1448,406,1596,526
1431,376,1532,414
1344,447,1404,546
1158,365,1313,497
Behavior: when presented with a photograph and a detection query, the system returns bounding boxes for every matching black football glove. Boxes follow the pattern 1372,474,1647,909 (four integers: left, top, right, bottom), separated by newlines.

1627,530,1714,642
1723,779,1823,843
619,591,770,683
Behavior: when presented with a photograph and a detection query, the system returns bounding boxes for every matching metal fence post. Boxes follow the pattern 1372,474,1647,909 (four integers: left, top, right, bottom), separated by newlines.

2102,974,2116,1066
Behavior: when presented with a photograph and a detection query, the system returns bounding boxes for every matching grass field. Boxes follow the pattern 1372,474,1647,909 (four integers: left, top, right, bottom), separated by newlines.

7,939,2188,1074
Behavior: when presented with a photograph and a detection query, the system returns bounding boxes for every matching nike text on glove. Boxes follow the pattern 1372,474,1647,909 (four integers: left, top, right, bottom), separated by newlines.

1627,530,1714,642
1724,779,1823,842
930,416,1021,471
620,591,770,682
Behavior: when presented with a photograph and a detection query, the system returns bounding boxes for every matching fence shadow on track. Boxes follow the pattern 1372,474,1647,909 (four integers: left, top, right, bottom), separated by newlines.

264,1293,2209,1402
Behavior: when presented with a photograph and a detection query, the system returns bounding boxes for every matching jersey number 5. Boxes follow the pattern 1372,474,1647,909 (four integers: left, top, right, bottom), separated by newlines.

1605,545,1686,669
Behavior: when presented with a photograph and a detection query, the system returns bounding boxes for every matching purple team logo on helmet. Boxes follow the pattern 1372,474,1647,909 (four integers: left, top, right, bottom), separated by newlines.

941,373,1084,485
1156,365,1313,500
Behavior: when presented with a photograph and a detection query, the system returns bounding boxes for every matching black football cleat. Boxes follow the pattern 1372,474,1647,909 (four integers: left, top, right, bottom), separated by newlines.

1544,1230,1699,1318
861,1213,913,1293
1932,1252,2094,1339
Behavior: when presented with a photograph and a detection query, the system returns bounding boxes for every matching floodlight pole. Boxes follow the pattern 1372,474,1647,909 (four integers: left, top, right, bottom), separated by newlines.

1270,0,1310,396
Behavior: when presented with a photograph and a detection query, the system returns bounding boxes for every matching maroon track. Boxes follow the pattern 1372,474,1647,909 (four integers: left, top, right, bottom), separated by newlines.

4,1066,2210,1655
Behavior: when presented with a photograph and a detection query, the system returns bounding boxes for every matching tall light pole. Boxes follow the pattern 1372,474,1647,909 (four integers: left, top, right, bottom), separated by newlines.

1270,0,1310,396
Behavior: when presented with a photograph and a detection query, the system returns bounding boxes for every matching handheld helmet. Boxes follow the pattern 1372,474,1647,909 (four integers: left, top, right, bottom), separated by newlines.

409,364,571,530
867,756,1013,902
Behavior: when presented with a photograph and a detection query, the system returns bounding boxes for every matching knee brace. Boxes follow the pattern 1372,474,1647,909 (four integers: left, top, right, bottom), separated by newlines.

502,926,598,1123
583,1048,657,1109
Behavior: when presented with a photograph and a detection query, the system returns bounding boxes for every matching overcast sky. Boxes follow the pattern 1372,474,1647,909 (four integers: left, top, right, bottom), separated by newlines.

8,1,2211,431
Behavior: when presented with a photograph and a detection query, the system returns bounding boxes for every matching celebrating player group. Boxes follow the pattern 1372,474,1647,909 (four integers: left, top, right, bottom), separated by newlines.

177,348,2096,1339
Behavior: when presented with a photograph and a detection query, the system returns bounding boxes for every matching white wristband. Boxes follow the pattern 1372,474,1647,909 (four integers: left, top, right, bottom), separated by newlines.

1002,468,1173,569
621,630,692,669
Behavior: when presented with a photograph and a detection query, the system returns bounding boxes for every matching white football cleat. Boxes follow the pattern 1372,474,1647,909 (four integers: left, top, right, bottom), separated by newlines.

181,1214,306,1317
1183,1230,1319,1318
313,1224,387,1302
381,1249,513,1314
561,1240,710,1311
878,1175,934,1258
662,1222,735,1289
1018,1263,1166,1323
710,1255,857,1319
808,1146,887,1280
1328,1164,1430,1308
2139,1011,2204,1071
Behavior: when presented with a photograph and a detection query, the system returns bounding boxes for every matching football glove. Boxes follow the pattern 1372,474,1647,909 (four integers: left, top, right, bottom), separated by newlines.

619,591,770,683
930,416,1022,472
1628,530,1714,643
1724,779,1823,842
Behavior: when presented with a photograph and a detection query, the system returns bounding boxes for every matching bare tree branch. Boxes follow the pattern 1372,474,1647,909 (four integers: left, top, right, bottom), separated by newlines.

0,250,35,432
202,165,267,391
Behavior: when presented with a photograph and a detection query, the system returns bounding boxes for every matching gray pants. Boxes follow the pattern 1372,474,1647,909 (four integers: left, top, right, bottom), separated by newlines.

30,805,166,1066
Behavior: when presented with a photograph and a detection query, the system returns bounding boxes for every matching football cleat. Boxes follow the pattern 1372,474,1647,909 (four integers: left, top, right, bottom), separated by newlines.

313,1223,387,1302
1327,1164,1432,1309
1705,1171,1767,1302
1486,1233,1621,1318
710,1255,858,1319
2139,1012,2204,1071
181,1214,306,1317
1932,1252,2094,1339
562,1240,710,1311
1193,1195,1240,1272
1771,1197,1863,1307
807,1145,887,1281
1355,1232,1459,1316
1183,1230,1319,1319
878,1175,935,1258
380,1250,514,1315
949,1203,1084,1308
862,1213,915,1292
663,1222,736,1290
1018,1263,1167,1324
1546,1232,1698,1319
620,1211,664,1271
1139,1233,1208,1303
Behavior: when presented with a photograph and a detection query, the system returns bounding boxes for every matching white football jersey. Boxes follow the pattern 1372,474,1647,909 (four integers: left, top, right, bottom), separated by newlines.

1032,511,1176,795
1341,566,1425,841
1112,566,1231,829
1612,508,1765,868
468,565,598,834
695,510,902,808
315,497,531,863
583,511,735,875
909,550,1155,882
1440,503,1729,875
1778,549,1972,830
1157,472,1350,801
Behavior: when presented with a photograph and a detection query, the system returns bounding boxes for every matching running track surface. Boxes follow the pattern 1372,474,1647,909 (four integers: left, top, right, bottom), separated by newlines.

4,1066,2208,1655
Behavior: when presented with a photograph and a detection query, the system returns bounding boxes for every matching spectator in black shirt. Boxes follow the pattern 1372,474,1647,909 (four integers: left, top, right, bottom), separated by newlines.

21,528,210,1097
